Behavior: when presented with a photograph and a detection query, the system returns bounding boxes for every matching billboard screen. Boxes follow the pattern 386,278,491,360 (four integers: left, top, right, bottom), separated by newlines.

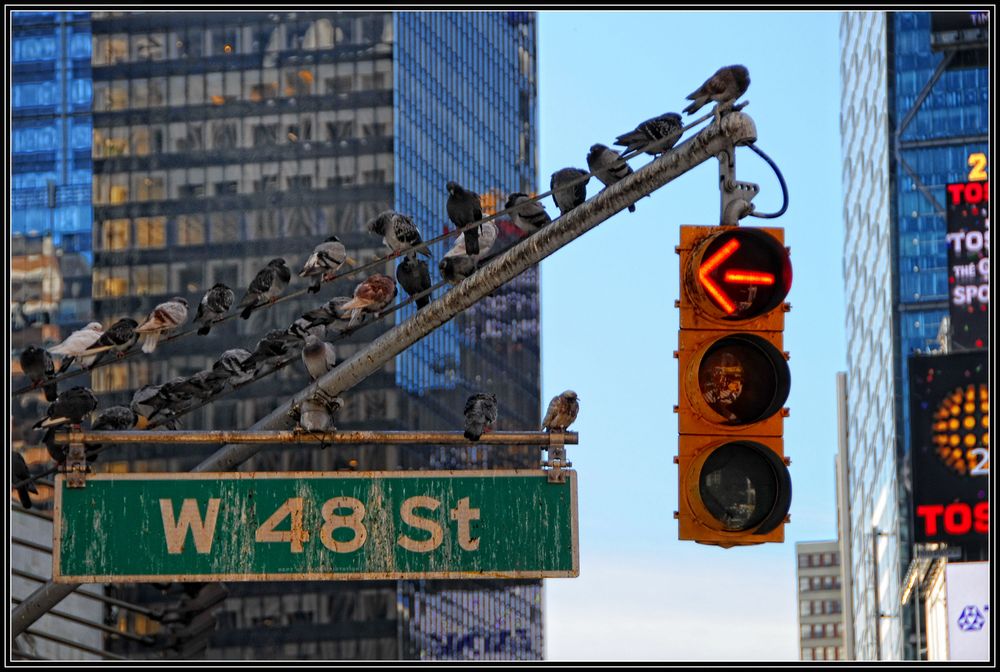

909,352,989,560
945,181,989,350
945,562,990,661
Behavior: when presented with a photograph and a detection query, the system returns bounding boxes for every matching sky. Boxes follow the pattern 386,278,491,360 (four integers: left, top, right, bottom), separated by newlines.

536,11,846,661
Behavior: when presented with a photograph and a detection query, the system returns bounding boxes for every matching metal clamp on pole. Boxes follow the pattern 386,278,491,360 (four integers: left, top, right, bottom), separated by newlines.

716,103,759,226
65,425,87,488
542,432,572,484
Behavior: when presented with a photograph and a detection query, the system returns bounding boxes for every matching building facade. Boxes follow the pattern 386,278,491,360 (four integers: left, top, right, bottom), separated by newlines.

796,540,848,661
838,10,989,661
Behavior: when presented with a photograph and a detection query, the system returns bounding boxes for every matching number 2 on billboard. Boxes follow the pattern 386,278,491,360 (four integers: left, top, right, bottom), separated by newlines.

967,153,988,182
969,448,990,476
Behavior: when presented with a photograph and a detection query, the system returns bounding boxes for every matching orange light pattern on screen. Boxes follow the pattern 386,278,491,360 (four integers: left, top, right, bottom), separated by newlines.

931,383,989,475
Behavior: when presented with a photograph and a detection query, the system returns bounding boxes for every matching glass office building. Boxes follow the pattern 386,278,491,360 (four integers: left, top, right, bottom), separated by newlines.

838,10,988,660
83,10,541,659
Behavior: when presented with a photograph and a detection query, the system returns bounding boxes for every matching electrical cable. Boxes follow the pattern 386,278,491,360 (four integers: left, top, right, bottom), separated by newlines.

746,142,788,219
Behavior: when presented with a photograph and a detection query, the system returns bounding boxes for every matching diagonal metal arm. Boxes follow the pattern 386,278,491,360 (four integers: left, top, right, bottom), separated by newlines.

10,111,757,638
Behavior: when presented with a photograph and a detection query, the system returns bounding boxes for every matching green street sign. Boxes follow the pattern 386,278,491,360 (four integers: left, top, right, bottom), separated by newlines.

53,470,578,583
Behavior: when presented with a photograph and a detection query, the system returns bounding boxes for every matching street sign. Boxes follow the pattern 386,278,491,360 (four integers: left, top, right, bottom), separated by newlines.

53,470,578,583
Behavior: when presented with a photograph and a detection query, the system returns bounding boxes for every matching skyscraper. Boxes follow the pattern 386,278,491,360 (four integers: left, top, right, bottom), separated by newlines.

795,540,848,661
84,10,541,659
838,10,988,661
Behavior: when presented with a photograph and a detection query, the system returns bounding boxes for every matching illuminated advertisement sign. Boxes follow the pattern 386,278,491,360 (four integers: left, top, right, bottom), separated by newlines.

945,180,989,350
909,352,989,559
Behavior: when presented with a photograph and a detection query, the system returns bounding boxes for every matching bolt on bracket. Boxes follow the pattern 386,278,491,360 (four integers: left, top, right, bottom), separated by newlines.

65,427,88,488
718,144,760,226
542,432,572,483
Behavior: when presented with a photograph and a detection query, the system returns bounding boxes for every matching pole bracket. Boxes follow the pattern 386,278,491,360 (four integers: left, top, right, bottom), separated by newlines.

65,424,87,488
542,432,572,483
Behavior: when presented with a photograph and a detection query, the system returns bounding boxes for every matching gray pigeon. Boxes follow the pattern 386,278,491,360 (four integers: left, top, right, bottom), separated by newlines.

239,258,291,319
12,452,37,509
464,392,498,441
439,254,478,286
85,405,140,460
49,322,104,372
505,193,552,235
586,144,640,213
20,345,57,401
683,65,750,122
301,334,337,381
299,235,352,292
213,348,255,386
300,398,333,432
88,318,139,368
614,112,683,156
195,284,235,335
287,296,353,340
542,390,580,432
136,298,189,353
169,370,230,400
33,386,98,429
446,181,484,256
245,329,297,372
550,168,589,216
396,256,432,309
366,211,430,259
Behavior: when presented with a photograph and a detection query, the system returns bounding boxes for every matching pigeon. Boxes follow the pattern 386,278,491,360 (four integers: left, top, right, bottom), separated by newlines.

341,274,397,328
33,386,99,428
550,168,589,216
212,348,255,386
194,283,235,335
366,211,430,259
683,65,750,123
299,236,353,293
301,334,337,381
49,322,104,372
135,297,189,353
299,398,334,432
19,345,57,401
614,112,683,157
396,256,432,309
442,220,498,261
88,317,140,368
446,181,484,256
586,143,640,213
439,254,478,286
505,193,552,235
12,452,37,509
463,392,498,441
85,405,141,460
542,390,580,432
169,370,230,401
287,297,353,340
245,329,297,372
131,383,171,422
239,258,291,319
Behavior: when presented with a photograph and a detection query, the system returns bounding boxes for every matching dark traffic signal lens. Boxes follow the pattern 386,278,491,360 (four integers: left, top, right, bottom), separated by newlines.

697,334,791,425
698,441,792,533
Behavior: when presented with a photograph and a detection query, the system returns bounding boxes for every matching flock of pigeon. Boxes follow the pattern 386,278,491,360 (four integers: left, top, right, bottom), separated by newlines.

13,65,749,506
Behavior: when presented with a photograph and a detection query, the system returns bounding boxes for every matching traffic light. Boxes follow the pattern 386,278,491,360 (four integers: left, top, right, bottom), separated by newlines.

674,225,793,547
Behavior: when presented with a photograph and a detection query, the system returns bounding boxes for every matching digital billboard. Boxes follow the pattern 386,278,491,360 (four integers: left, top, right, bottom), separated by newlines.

945,181,989,350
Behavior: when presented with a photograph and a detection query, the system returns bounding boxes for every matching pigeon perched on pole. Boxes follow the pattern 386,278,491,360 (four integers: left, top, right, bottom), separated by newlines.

550,168,590,216
287,297,353,340
88,317,139,368
212,348,255,386
446,181,484,256
366,211,430,259
463,393,498,441
586,144,641,213
396,256,432,309
12,452,37,509
19,345,57,401
239,258,291,319
135,298,189,353
85,405,141,460
341,274,397,328
542,390,580,432
33,387,99,461
301,334,338,381
194,284,235,335
245,329,299,373
299,236,354,292
614,112,683,157
438,220,498,284
505,193,552,235
683,65,750,124
49,322,104,372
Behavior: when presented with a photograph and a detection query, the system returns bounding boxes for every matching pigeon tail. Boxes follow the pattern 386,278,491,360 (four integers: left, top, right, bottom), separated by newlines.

682,99,703,115
197,324,212,336
141,332,159,354
308,279,321,294
240,305,255,320
464,425,483,441
416,295,430,310
463,229,480,256
628,204,637,213
17,485,33,509
43,381,58,402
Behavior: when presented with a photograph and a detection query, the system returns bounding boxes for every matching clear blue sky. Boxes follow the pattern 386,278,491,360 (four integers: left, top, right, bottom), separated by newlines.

536,11,845,661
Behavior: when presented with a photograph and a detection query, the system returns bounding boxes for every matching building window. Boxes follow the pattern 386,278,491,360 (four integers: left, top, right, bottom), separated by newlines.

135,217,167,248
799,577,809,591
94,268,129,298
99,219,130,251
211,212,241,242
325,120,354,140
131,34,166,61
134,175,165,202
211,121,238,150
178,184,205,199
250,82,279,102
287,175,312,191
798,555,810,569
801,648,813,661
215,181,239,195
799,601,810,617
176,124,204,152
177,214,206,246
133,265,167,296
253,123,279,147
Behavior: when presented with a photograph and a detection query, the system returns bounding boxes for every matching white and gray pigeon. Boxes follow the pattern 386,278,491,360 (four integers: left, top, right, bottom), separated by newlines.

505,193,552,235
438,220,498,285
614,112,683,156
550,167,590,216
301,334,337,381
463,392,498,441
195,283,235,335
299,235,352,293
396,256,432,309
683,65,750,123
135,297,189,353
366,211,430,259
19,345,57,401
49,322,104,372
586,143,641,213
88,317,139,368
239,258,291,319
446,181,484,256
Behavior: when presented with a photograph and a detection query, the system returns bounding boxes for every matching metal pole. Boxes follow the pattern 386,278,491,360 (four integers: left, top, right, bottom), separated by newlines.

10,112,758,637
10,597,155,645
55,429,579,446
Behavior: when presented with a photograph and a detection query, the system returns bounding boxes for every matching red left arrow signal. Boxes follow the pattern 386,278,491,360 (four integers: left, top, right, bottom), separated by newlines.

698,239,776,314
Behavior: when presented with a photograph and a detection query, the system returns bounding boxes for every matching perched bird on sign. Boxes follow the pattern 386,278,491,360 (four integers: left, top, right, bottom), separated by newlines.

446,181,484,256
341,274,397,328
614,112,683,157
212,348,255,386
135,297,189,353
19,345,57,402
542,390,580,432
33,386,98,430
12,452,37,509
587,144,642,213
550,167,590,216
239,258,291,319
505,192,552,235
194,283,235,335
463,392,498,441
88,317,139,369
85,405,142,460
396,256,432,309
683,64,750,123
49,322,104,372
366,211,430,259
299,235,354,293
301,334,338,381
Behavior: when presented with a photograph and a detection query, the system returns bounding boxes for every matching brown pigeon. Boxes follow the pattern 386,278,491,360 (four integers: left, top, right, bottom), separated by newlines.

683,65,750,123
341,274,397,327
542,390,580,432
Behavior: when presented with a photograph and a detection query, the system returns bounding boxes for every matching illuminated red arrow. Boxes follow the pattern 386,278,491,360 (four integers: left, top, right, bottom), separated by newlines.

698,239,775,314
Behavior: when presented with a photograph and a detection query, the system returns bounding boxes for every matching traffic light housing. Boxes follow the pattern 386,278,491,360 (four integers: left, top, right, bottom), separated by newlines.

675,225,793,547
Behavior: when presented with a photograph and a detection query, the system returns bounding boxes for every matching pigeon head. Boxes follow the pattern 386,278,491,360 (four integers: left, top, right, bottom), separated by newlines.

170,297,189,307
268,258,287,268
505,192,528,209
589,143,608,154
85,322,103,332
325,235,341,243
212,282,230,291
562,390,579,401
366,212,386,236
730,64,750,88
118,318,139,328
446,181,460,195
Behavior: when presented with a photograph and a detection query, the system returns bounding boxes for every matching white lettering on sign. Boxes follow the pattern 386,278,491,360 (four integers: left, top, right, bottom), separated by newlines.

450,497,481,551
946,229,991,254
255,497,310,553
397,496,444,553
320,497,367,553
953,285,990,305
160,498,221,554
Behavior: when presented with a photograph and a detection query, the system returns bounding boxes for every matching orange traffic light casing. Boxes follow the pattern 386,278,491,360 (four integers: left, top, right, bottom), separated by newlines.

675,225,792,548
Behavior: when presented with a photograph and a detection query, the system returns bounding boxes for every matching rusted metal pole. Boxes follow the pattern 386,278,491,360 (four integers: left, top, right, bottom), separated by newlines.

54,430,579,446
